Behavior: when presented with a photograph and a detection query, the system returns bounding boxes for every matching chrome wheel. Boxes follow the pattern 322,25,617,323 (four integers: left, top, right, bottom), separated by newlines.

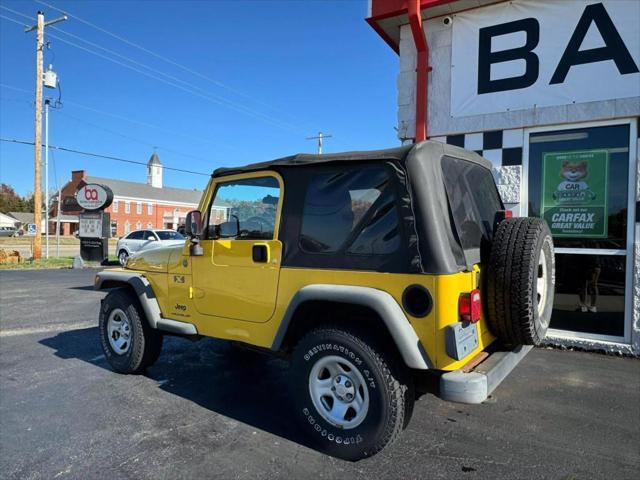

118,251,128,266
107,308,132,355
308,355,369,429
536,249,549,325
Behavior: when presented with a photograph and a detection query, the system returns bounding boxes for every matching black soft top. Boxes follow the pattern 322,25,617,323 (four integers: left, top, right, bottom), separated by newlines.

212,141,495,274
212,141,490,178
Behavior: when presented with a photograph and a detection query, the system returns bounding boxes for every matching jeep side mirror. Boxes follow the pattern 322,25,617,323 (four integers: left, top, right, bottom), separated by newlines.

214,214,240,239
185,210,203,238
185,210,204,256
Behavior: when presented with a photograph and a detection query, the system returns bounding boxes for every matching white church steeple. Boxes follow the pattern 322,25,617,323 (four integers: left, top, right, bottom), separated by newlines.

147,152,163,188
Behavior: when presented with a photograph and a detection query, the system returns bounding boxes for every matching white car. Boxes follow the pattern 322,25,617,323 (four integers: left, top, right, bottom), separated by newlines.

116,229,185,266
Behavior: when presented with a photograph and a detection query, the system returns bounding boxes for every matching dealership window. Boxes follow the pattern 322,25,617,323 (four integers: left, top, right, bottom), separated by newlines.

147,203,153,215
125,201,130,214
300,166,401,255
112,200,118,213
527,123,632,340
124,220,130,234
136,202,142,214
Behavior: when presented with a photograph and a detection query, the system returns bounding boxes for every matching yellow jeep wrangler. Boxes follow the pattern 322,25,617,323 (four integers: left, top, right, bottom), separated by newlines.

95,141,554,460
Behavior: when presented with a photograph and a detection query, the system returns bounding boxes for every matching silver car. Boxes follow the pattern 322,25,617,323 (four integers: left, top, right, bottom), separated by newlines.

0,226,17,237
116,229,185,265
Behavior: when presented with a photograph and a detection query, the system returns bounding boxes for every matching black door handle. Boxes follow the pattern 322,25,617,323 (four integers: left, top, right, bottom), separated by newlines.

252,244,268,263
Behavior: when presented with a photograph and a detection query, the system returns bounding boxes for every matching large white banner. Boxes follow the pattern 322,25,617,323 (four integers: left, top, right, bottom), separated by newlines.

450,0,640,117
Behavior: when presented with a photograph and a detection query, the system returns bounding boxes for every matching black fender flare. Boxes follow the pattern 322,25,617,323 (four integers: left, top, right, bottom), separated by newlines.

94,270,197,335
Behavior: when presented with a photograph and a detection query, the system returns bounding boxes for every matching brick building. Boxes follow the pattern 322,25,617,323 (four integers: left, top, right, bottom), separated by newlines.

54,153,202,237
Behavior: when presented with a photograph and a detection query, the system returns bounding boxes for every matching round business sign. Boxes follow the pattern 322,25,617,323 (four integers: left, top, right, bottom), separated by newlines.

75,184,114,211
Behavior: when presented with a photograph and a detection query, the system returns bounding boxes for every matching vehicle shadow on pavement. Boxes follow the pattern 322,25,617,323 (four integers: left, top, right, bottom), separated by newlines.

39,328,315,452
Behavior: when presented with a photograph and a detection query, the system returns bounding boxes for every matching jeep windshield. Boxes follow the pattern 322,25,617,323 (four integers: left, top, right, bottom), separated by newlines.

441,156,503,261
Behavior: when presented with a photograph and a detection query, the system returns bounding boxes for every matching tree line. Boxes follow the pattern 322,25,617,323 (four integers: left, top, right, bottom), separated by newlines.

0,184,37,213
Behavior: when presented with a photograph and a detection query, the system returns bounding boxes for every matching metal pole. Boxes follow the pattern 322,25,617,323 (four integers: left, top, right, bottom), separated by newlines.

45,99,49,258
56,186,61,257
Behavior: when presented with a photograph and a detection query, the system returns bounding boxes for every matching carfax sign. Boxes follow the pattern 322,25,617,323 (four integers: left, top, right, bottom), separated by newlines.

540,149,609,238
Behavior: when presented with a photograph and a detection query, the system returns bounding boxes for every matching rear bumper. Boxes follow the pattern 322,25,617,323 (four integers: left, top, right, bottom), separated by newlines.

439,345,533,404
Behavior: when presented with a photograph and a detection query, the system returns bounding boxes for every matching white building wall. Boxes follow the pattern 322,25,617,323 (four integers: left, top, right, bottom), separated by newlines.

396,1,640,355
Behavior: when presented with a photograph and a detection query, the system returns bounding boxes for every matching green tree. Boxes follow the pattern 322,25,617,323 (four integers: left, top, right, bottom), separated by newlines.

0,184,26,212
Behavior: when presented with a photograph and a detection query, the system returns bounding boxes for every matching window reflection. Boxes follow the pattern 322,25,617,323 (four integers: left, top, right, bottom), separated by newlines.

551,254,625,337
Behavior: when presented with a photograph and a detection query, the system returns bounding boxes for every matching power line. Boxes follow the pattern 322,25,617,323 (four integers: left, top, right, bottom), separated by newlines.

0,82,238,151
1,5,306,134
52,108,212,165
0,137,210,176
0,93,215,165
45,31,303,134
34,0,310,126
45,27,303,133
0,4,32,21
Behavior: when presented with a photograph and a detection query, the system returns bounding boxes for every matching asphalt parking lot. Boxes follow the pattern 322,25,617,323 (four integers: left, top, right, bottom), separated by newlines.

1,269,639,480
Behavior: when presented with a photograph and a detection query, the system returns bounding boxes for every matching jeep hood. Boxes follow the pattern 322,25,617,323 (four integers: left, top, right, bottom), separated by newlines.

126,243,184,272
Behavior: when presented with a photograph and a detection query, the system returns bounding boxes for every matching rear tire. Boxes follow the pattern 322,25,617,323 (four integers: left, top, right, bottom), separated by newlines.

291,326,412,461
99,288,163,373
485,217,554,345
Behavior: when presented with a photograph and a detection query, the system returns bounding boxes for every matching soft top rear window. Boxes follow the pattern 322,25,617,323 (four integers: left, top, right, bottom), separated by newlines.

441,156,503,256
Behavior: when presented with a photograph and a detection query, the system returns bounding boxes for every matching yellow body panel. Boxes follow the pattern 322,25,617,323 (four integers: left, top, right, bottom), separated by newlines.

116,171,497,372
191,239,282,322
148,261,495,371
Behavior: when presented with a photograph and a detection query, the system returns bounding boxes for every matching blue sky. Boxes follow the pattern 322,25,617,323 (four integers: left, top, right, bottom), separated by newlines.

0,0,399,196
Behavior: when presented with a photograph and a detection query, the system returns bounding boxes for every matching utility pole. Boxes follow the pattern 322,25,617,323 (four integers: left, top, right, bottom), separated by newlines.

306,132,332,155
25,11,67,260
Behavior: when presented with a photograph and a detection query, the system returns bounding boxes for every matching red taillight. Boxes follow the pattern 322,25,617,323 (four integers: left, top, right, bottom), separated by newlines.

504,209,513,218
459,289,481,323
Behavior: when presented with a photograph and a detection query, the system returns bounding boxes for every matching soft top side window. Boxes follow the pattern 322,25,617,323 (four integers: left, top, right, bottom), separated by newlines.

299,166,401,255
207,175,280,240
441,156,503,255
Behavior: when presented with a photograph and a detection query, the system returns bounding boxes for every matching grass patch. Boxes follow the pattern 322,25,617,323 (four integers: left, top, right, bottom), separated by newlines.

0,256,75,270
0,237,118,245
0,255,120,270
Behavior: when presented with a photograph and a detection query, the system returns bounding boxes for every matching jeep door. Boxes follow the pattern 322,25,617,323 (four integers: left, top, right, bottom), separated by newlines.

191,172,283,323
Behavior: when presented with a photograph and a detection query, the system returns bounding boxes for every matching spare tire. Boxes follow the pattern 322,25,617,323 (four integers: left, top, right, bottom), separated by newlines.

485,217,554,346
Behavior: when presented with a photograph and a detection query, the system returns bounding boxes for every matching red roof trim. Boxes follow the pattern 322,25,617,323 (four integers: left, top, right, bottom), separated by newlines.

370,0,458,19
367,0,460,52
365,16,400,54
367,0,500,53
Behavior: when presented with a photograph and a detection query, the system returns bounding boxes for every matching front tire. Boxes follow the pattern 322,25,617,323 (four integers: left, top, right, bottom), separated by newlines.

118,249,129,266
99,288,163,374
291,327,412,461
